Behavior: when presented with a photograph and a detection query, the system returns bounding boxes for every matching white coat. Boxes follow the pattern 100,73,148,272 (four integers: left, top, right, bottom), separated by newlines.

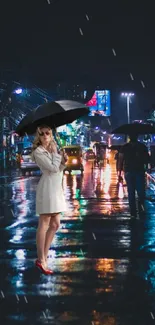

33,146,67,215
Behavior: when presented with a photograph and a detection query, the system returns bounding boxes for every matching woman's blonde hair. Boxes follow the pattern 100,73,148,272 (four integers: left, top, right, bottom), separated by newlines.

31,125,54,152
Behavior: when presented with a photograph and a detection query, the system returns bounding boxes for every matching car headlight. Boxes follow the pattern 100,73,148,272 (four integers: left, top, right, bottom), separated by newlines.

72,159,77,164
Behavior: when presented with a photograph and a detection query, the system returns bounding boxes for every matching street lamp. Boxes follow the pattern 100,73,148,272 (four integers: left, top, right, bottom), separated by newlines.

121,92,134,124
14,88,23,95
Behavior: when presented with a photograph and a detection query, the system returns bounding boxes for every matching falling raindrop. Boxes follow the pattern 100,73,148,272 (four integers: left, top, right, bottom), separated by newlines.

11,209,15,217
107,118,111,126
112,48,116,56
80,248,84,256
1,291,5,298
150,312,155,320
16,294,20,302
46,0,50,3
85,14,90,21
141,80,145,88
130,73,134,81
24,296,28,303
43,312,47,319
79,28,84,36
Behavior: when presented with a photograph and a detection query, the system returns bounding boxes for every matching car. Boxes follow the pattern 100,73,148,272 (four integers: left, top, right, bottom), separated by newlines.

63,145,84,174
20,147,39,175
84,149,95,160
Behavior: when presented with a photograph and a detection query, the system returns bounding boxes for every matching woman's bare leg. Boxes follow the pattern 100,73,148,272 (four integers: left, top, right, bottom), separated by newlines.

44,213,60,261
36,214,51,267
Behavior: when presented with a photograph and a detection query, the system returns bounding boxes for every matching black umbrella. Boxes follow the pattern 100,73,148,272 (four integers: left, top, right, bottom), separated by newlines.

111,123,155,135
16,100,89,136
16,110,35,136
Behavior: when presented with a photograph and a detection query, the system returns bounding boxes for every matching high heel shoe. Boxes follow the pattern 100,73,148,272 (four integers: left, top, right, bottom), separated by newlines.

35,259,54,275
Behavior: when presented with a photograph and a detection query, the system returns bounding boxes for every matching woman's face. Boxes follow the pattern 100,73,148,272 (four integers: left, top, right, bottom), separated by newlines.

38,127,52,146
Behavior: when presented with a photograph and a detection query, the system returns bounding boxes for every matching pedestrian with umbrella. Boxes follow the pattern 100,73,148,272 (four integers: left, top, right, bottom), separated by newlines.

16,100,89,274
31,125,67,274
16,100,89,136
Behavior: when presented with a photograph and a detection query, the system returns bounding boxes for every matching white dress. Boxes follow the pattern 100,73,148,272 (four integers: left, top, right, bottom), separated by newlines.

33,146,67,215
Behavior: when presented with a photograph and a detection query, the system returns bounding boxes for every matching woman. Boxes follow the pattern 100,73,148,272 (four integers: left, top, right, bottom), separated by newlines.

31,125,67,275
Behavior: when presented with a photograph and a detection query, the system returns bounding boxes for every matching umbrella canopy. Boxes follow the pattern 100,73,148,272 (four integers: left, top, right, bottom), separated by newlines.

111,123,155,135
16,100,89,136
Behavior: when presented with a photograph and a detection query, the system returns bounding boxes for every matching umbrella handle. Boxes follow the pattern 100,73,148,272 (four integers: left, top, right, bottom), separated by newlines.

54,128,64,152
54,129,67,162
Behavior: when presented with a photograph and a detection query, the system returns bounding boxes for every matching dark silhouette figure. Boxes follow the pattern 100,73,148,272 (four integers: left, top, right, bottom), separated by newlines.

118,134,150,218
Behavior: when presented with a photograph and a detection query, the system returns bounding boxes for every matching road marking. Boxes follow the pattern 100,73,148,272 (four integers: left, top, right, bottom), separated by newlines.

92,232,96,240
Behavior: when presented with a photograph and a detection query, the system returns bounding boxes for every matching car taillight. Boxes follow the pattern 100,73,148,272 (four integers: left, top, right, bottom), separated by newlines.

20,158,24,163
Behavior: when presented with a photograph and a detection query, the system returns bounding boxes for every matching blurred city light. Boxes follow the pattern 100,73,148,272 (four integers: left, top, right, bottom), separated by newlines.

121,92,135,124
15,88,23,94
121,92,134,97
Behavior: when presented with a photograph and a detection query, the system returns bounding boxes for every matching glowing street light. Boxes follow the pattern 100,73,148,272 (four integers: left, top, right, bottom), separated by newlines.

121,92,134,124
14,88,23,95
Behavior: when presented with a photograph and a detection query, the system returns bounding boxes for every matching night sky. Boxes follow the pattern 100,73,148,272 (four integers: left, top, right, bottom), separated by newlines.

0,0,155,124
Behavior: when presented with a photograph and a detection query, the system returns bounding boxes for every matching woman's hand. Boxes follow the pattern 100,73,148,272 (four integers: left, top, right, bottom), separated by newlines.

63,153,68,163
59,149,68,164
48,141,58,154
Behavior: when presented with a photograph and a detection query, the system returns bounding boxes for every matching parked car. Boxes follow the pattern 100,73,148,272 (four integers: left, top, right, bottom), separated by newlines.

63,145,84,174
20,147,39,175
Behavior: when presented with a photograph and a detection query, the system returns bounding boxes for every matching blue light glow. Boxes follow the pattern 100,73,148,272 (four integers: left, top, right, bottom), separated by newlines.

15,88,23,94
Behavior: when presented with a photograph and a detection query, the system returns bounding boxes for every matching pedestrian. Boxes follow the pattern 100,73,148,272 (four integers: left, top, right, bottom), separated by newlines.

115,150,123,184
31,125,67,275
117,133,150,218
114,151,119,174
100,147,106,167
96,149,100,166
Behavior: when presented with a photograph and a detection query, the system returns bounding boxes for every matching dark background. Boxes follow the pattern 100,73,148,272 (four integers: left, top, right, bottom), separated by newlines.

0,0,155,126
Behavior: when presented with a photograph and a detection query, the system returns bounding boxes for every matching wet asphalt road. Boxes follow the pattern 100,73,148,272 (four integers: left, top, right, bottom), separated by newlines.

1,154,155,324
